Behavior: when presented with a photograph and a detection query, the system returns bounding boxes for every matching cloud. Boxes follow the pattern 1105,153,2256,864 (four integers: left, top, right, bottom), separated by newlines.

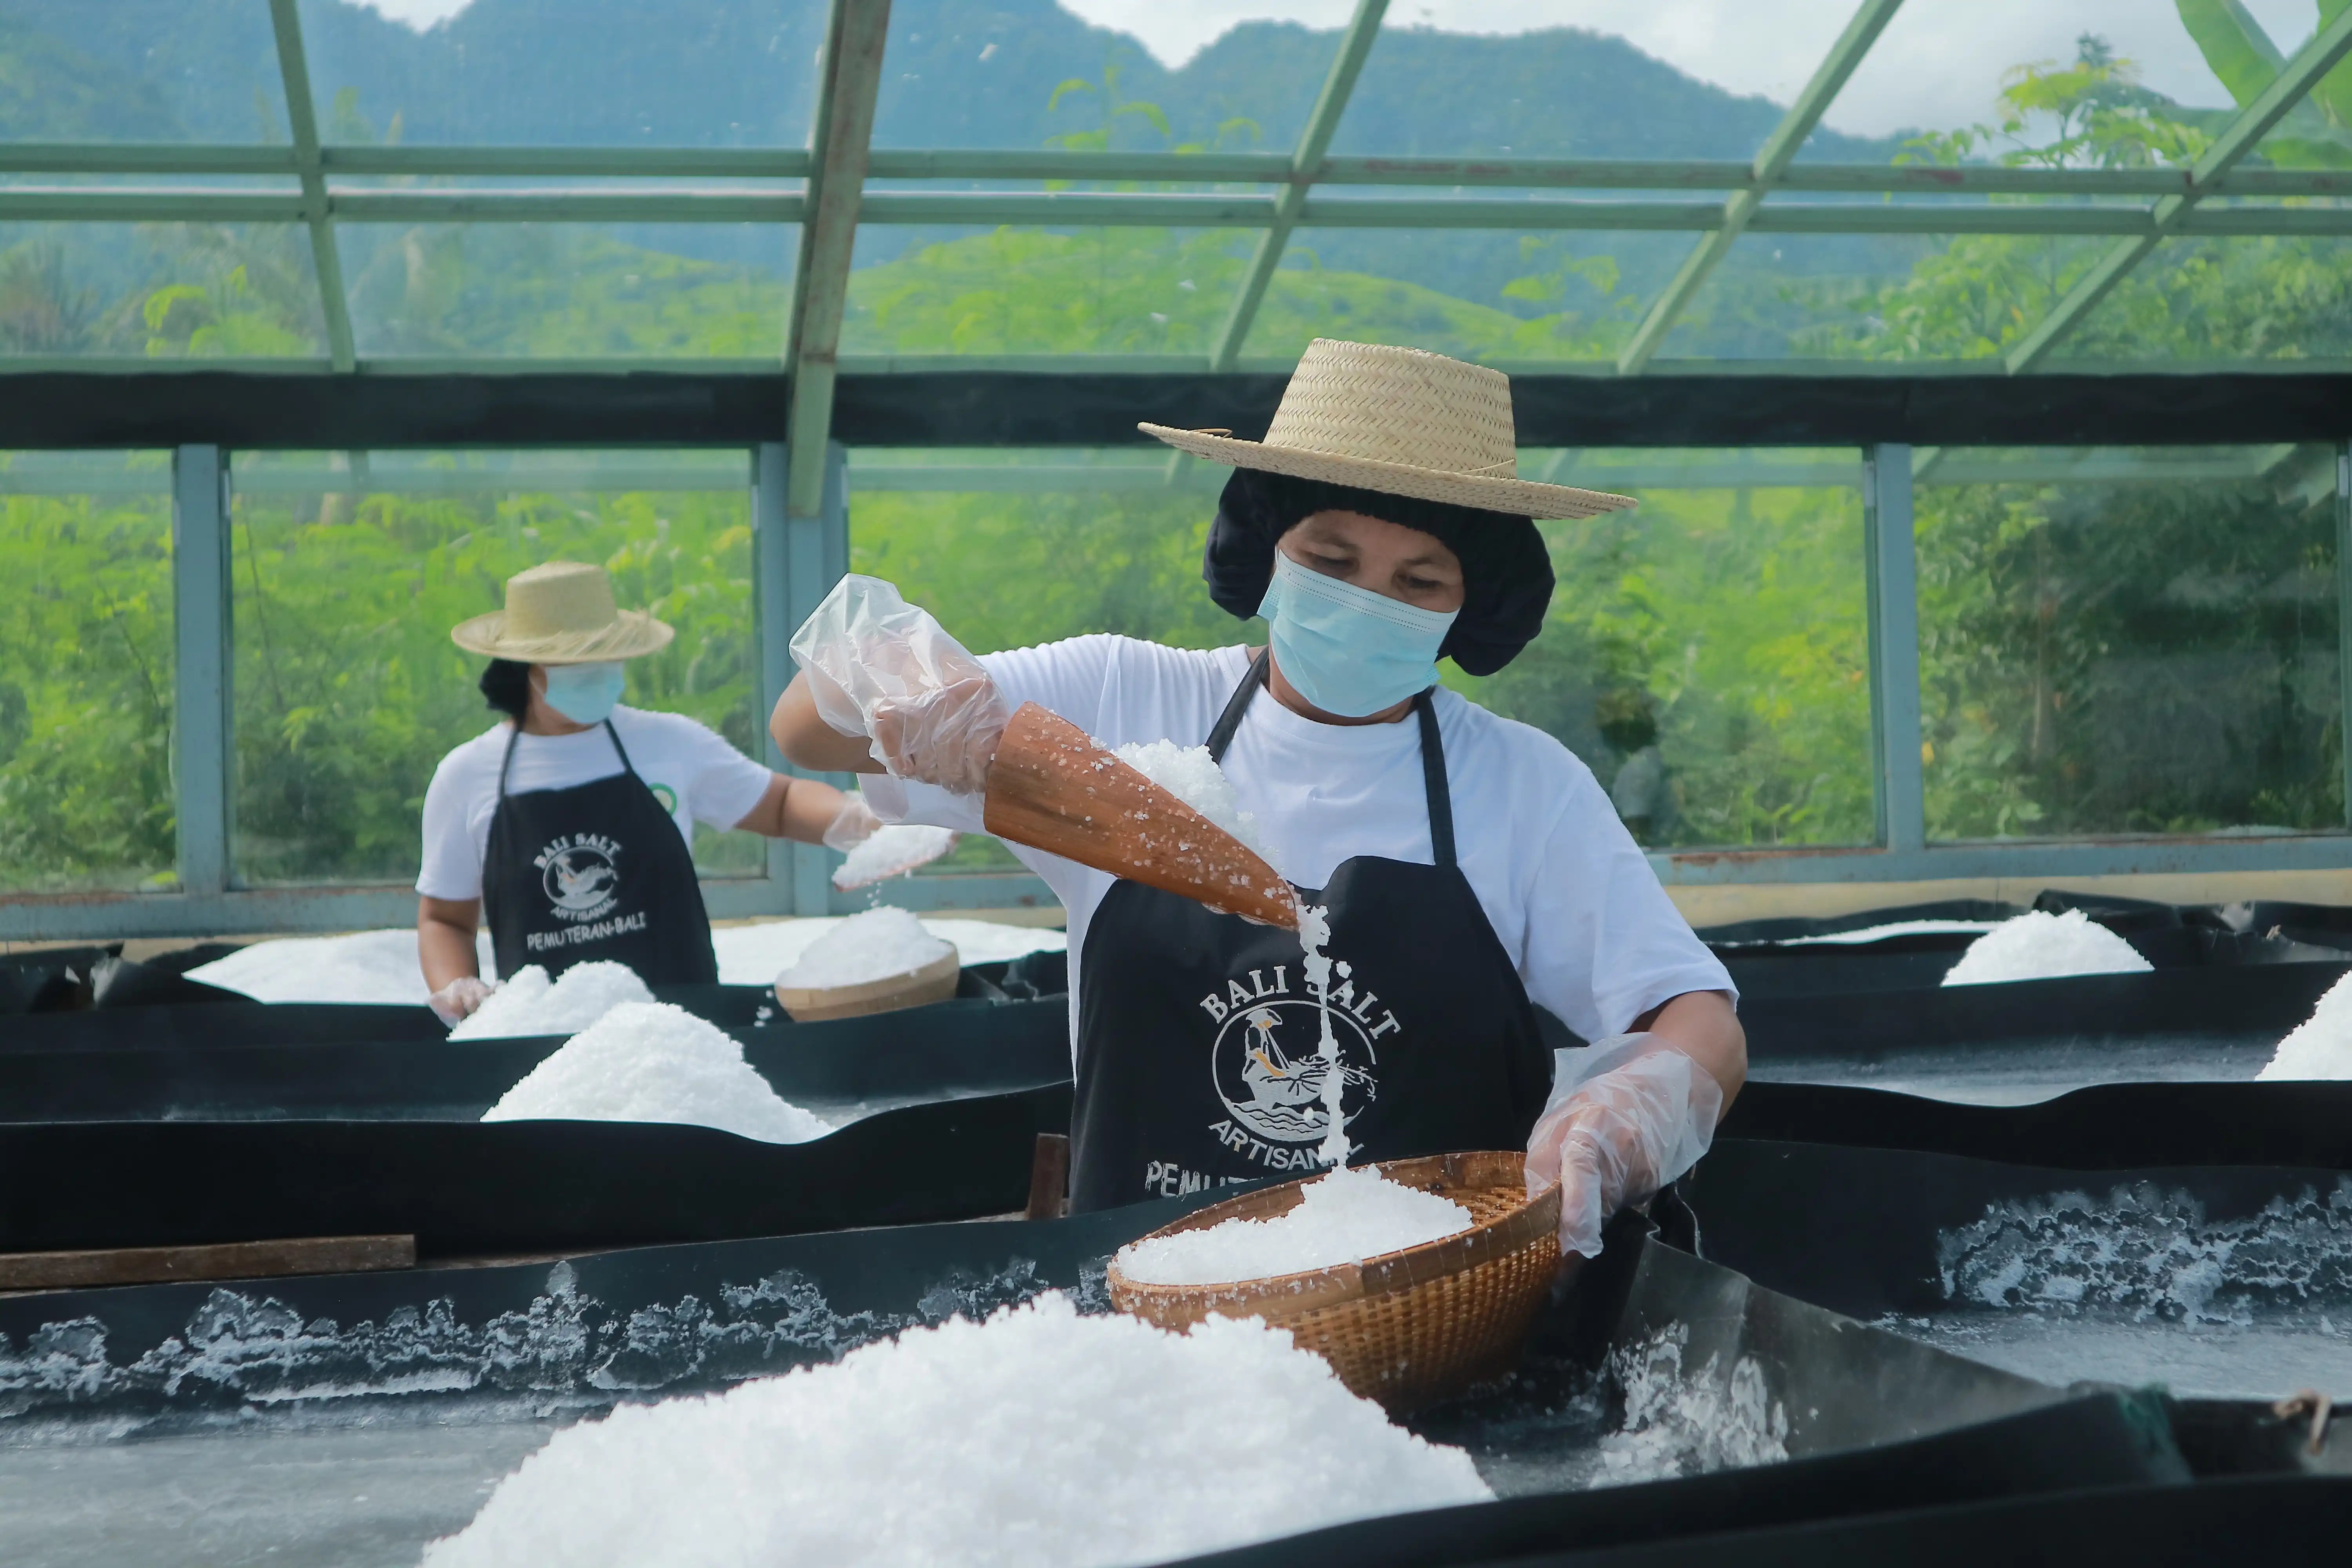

1053,0,2322,137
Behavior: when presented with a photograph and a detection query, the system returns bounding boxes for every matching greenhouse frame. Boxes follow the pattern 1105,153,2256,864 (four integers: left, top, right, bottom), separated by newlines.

4,0,2352,939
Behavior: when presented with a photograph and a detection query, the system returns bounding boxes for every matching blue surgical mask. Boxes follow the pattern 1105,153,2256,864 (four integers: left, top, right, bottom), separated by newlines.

541,661,626,725
1256,550,1458,719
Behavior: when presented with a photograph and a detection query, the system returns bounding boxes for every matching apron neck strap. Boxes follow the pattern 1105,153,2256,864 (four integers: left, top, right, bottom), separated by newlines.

1205,649,1457,870
495,717,635,799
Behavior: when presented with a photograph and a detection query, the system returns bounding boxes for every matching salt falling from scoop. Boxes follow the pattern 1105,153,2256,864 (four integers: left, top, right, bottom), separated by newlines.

1297,901,1350,1169
832,823,959,890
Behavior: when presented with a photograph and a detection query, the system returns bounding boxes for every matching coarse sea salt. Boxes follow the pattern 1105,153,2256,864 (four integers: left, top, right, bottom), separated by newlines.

450,960,655,1040
1114,739,1269,858
832,822,959,889
482,1001,829,1143
1115,1165,1475,1287
777,906,955,990
712,916,1060,984
185,927,497,1005
422,1292,1490,1568
2260,969,2352,1080
1939,909,2152,987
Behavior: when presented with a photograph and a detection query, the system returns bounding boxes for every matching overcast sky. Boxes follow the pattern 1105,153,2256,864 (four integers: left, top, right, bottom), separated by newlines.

356,0,2321,137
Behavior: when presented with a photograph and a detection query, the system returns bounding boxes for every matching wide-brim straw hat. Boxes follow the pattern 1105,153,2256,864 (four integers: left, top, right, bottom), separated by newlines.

450,561,674,664
1141,339,1635,521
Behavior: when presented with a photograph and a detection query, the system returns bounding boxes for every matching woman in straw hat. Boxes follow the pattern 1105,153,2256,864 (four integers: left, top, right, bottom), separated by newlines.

771,341,1742,1261
417,561,937,1024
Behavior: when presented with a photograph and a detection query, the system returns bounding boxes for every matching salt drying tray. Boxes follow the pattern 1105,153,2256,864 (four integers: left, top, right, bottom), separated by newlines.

1109,1151,1560,1413
0,1182,2336,1568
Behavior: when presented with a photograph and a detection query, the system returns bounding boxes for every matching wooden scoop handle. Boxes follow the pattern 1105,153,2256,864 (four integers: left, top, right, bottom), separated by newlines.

983,703,1299,930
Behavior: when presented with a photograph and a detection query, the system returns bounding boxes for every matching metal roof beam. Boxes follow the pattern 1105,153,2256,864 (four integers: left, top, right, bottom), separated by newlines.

2003,5,2352,373
783,0,891,517
266,0,356,373
1616,0,1904,375
1208,0,1388,374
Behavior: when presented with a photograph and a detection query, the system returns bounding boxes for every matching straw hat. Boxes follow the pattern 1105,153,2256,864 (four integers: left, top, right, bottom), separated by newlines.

1141,339,1635,520
450,561,674,664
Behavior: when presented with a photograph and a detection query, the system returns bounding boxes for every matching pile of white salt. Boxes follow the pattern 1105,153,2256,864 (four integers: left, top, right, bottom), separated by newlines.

450,961,654,1040
1114,738,1269,858
832,822,960,890
776,906,955,990
1940,909,2152,987
2259,969,2352,1080
1116,1165,1475,1286
482,1001,830,1143
423,1292,1488,1568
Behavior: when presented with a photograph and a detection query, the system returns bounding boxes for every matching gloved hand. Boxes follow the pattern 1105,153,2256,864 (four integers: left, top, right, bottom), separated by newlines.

790,575,1010,797
428,975,494,1027
1524,1032,1724,1259
821,792,886,852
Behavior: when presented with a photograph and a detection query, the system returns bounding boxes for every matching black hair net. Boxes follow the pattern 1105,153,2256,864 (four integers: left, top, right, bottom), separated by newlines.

1201,467,1555,677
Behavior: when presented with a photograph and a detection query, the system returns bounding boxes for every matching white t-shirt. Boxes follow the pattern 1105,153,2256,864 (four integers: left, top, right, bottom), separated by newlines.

870,635,1734,1051
416,706,773,902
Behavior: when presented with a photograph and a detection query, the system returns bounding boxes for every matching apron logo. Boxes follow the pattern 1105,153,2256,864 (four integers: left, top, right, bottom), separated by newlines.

1205,995,1380,1148
535,833,623,924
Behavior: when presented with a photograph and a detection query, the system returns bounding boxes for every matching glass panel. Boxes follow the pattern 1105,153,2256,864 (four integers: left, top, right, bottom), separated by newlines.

1461,449,1874,848
2049,234,2352,363
3,2,291,143
0,451,176,892
841,225,1253,356
1657,230,2112,361
1811,2,2320,156
294,0,824,146
227,450,765,885
1238,223,1690,365
872,19,1339,151
1918,446,2342,840
339,224,792,358
0,223,325,360
1332,7,1871,161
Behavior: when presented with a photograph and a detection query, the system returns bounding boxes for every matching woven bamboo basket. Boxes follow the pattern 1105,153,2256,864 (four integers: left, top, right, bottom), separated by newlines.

773,945,960,1023
1106,1150,1562,1414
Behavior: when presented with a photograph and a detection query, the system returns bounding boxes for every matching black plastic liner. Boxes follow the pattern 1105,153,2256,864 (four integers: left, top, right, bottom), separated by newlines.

1682,1137,2350,1320
1720,1080,2352,1171
1706,892,2352,1000
0,1082,1072,1255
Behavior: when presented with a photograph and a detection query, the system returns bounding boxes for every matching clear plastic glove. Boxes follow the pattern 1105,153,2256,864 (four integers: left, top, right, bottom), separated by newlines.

789,575,1011,796
820,792,885,852
427,975,494,1027
1524,1032,1724,1259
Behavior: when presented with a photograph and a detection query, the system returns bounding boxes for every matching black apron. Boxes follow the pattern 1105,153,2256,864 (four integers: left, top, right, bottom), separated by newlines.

1069,654,1553,1213
480,720,719,986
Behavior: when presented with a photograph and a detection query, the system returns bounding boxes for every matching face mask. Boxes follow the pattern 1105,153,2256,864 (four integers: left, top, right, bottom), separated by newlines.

541,661,626,725
1256,550,1458,719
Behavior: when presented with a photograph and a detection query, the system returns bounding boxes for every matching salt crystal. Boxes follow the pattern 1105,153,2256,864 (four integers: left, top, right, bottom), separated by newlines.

2260,969,2352,1080
450,961,655,1040
777,907,954,991
186,928,498,1005
482,1001,829,1143
1938,909,2152,987
1113,739,1269,857
713,917,1060,984
423,1293,1489,1568
1116,1165,1475,1286
832,823,959,890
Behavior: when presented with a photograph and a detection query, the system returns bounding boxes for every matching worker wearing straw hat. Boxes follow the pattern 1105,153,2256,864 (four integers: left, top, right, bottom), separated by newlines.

416,561,944,1024
772,341,1743,1260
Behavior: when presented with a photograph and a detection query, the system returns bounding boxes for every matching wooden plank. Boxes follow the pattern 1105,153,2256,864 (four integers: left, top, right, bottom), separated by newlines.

1024,1133,1071,1222
0,1234,416,1292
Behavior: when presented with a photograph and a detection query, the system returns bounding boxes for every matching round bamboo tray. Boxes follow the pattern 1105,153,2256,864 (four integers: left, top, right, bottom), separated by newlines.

773,945,960,1023
1107,1150,1561,1414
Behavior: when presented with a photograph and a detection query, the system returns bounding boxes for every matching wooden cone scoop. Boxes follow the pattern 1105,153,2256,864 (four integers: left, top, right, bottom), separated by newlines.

983,703,1299,929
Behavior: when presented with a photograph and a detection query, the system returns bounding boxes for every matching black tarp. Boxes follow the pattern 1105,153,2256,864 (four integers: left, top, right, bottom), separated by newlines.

0,1082,1072,1254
